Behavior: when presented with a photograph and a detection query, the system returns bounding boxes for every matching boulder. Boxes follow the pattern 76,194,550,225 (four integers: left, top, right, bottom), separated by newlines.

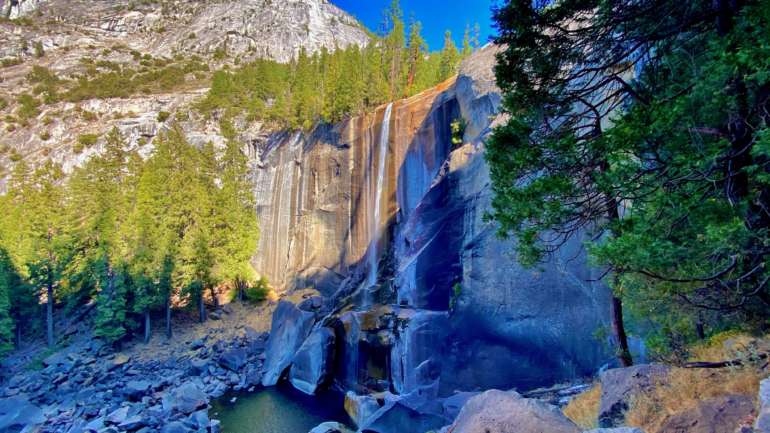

442,392,479,420
218,348,248,372
0,397,45,431
448,390,580,433
344,391,382,427
161,421,190,433
289,327,336,395
657,395,755,433
261,300,316,386
308,421,354,433
598,364,669,428
756,379,770,433
125,380,153,400
162,382,208,415
110,354,131,370
359,397,448,433
585,429,645,433
106,406,130,425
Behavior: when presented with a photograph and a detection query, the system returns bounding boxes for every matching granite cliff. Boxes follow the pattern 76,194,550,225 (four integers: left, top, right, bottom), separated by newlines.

253,45,614,409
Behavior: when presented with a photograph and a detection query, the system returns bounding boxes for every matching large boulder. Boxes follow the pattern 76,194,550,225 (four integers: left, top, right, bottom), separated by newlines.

289,327,336,395
0,397,45,431
448,389,580,433
218,348,248,372
344,392,382,427
598,364,670,428
359,397,448,433
656,395,755,433
756,379,770,433
162,382,208,415
262,300,316,386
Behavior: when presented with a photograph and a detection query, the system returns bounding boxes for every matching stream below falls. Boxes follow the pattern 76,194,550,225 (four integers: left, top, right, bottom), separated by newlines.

210,384,353,433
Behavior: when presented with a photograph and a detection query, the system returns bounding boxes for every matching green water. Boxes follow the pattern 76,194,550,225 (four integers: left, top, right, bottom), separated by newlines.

210,384,353,433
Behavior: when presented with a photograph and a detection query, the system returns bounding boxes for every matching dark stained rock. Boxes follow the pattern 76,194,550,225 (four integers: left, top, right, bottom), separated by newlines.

218,348,247,372
599,364,670,428
289,327,336,395
448,390,580,433
656,395,755,433
262,300,316,386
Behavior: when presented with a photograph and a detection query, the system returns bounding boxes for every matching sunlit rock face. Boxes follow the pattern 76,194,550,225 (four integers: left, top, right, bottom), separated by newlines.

257,45,614,396
252,80,459,296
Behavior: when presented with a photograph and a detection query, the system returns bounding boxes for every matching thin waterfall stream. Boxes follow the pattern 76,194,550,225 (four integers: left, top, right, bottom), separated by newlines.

366,103,394,292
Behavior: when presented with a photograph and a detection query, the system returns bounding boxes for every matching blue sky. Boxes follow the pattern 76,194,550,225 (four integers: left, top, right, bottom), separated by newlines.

331,0,498,51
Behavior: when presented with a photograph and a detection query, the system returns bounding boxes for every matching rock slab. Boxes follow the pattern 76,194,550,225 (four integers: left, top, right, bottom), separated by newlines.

289,327,336,395
448,389,581,433
262,300,316,387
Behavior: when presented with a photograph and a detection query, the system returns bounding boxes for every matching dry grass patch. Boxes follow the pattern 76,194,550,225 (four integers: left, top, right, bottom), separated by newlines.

626,333,768,433
564,383,602,429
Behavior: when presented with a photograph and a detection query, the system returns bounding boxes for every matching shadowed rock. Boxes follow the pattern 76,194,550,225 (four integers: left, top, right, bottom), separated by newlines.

598,364,669,428
289,327,336,395
262,300,316,387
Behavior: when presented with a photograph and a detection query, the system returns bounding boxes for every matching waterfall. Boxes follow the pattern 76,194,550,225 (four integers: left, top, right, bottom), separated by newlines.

366,103,394,289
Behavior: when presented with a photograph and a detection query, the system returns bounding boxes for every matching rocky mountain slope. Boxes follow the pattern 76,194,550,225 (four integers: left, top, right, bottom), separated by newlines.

1,0,368,62
0,0,368,190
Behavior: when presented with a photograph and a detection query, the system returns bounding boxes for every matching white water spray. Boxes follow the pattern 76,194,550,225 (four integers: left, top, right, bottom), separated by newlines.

367,103,394,289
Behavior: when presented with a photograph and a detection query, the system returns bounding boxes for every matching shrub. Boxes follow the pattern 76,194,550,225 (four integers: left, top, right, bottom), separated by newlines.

9,149,22,162
39,131,51,141
74,133,99,153
0,97,7,111
16,94,40,120
33,41,44,58
244,277,270,303
1,58,22,68
451,118,467,147
156,111,171,122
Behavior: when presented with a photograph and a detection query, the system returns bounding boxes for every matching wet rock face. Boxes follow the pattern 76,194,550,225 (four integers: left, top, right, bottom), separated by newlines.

259,45,614,397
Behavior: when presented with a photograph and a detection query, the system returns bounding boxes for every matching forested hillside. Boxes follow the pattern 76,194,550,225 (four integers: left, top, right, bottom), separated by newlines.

0,0,472,354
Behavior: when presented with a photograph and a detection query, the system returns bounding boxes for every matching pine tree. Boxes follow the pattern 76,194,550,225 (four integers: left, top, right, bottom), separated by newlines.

461,24,473,58
0,248,17,356
438,30,460,81
215,136,259,301
405,19,428,95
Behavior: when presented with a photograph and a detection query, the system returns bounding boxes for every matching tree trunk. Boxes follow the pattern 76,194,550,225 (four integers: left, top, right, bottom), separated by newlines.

198,294,206,323
144,310,151,344
46,282,54,348
611,295,633,367
210,286,219,309
15,321,21,347
601,159,634,367
165,296,172,340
